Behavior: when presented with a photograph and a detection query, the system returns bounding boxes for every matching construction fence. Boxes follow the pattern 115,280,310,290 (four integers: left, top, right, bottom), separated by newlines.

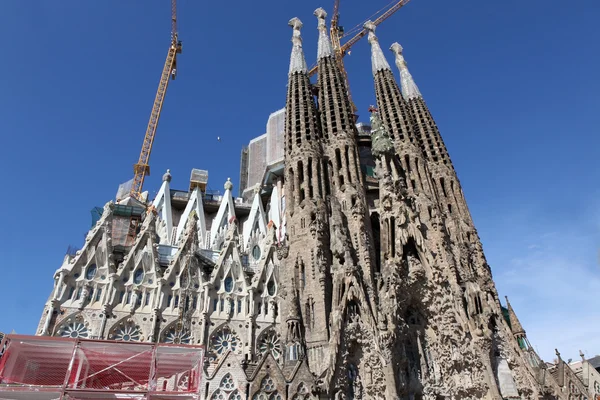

0,335,204,400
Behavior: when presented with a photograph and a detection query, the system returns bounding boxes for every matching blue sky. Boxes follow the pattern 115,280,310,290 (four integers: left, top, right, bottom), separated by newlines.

0,0,598,362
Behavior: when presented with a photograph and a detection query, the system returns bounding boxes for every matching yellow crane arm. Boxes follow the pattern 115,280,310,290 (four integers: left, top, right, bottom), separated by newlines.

130,0,182,200
340,0,410,54
308,0,410,78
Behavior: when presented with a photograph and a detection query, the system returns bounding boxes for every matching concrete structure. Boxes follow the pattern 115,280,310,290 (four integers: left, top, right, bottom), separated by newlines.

34,11,597,400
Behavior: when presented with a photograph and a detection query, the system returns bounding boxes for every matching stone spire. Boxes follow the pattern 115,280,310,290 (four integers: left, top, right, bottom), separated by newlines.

365,21,434,198
288,18,308,74
505,296,526,336
315,8,376,292
282,16,330,374
390,42,422,100
365,21,392,75
314,8,332,59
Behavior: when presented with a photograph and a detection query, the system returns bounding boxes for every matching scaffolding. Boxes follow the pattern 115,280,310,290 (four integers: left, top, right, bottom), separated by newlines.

0,335,204,400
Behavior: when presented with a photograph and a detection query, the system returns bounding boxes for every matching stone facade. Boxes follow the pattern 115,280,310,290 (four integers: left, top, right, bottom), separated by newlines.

36,10,594,400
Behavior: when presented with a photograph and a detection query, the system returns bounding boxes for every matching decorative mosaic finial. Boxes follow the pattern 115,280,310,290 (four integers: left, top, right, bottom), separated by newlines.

390,42,422,100
288,17,308,74
162,169,172,182
314,8,332,59
369,108,393,158
364,21,391,75
224,177,233,191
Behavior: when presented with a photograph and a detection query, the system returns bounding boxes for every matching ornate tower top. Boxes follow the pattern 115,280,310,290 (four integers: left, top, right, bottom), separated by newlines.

390,42,422,100
288,17,308,74
364,21,391,74
314,8,333,59
505,296,526,336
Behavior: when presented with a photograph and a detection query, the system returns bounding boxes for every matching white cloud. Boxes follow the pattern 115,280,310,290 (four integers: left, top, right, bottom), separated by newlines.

493,228,600,362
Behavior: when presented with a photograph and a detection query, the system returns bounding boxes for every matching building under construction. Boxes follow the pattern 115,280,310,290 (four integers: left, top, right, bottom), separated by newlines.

1,0,599,399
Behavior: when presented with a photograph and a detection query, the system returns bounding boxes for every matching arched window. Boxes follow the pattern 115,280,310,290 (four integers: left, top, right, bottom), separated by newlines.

252,245,261,260
85,264,97,280
224,277,234,293
133,268,144,284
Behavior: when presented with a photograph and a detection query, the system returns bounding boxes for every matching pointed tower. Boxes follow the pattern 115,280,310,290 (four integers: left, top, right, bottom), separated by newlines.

364,22,436,200
390,42,473,227
282,17,331,376
314,8,376,299
504,296,533,351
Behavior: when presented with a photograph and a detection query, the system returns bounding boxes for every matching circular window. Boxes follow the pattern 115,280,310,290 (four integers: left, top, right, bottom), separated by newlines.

133,269,144,284
224,277,233,293
252,245,261,260
85,264,97,280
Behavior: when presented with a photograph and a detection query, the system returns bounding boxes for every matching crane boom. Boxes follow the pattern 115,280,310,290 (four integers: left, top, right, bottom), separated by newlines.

308,0,410,78
130,0,182,200
341,0,410,54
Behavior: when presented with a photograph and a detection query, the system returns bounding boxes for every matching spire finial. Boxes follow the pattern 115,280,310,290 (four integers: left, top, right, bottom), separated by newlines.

224,177,233,191
364,21,391,75
288,17,308,74
314,8,332,59
162,169,172,182
390,42,422,100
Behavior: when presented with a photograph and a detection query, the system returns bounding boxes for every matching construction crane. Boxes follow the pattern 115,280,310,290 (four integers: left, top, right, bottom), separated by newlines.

130,0,183,201
309,0,411,116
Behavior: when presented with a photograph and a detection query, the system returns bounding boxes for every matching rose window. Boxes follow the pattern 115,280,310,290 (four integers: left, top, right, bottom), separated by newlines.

58,320,88,339
209,327,241,362
113,323,142,342
163,326,192,344
257,330,282,360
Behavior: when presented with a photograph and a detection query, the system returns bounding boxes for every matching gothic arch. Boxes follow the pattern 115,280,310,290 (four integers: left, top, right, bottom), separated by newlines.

53,312,91,339
292,382,310,399
252,374,284,400
209,373,243,399
107,317,144,342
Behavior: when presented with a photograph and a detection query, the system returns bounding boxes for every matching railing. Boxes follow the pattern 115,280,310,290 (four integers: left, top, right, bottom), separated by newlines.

0,334,204,399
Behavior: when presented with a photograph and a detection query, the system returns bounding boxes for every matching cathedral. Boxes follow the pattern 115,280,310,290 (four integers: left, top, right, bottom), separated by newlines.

35,9,582,400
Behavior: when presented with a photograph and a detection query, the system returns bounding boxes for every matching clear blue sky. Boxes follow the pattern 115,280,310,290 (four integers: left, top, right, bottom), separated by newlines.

0,0,598,361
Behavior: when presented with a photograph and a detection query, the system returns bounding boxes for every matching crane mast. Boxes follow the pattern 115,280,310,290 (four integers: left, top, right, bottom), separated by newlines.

130,0,182,201
309,0,411,116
